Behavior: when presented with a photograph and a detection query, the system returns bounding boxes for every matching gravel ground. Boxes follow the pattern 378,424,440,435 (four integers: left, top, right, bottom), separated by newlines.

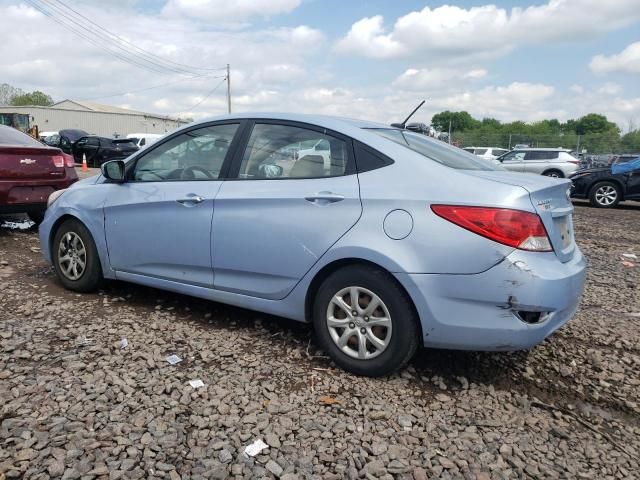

1,201,639,480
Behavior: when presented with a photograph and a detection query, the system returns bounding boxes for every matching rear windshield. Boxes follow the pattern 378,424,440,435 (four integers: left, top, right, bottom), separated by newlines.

0,126,44,147
368,129,501,171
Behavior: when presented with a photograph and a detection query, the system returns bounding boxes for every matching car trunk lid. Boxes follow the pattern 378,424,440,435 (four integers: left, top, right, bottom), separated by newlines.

466,171,576,262
0,146,66,180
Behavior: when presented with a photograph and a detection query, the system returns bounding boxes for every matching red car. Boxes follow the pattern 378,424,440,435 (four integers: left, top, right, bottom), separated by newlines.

0,125,78,224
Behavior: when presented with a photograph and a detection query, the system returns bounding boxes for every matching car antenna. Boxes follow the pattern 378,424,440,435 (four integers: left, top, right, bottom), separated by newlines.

390,100,426,129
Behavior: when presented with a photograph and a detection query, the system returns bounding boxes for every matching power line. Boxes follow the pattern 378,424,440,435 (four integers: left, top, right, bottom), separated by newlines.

77,73,227,102
25,0,175,75
27,0,228,76
51,0,227,74
35,0,193,75
189,77,227,112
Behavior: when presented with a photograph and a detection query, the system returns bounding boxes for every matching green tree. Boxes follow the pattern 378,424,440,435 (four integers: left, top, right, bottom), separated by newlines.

574,113,619,135
0,83,24,105
10,90,54,106
621,130,640,153
431,111,479,132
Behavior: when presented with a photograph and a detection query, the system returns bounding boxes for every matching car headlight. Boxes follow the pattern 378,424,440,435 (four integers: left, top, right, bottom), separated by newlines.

47,189,67,207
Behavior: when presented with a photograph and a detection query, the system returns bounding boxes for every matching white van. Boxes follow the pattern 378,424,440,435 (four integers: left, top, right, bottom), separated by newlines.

126,133,162,148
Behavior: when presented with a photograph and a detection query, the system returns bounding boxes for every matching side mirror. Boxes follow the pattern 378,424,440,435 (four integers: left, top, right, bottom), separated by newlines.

101,160,126,183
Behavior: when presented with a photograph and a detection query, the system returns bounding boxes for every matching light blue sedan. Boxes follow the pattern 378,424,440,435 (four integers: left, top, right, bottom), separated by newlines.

39,113,587,376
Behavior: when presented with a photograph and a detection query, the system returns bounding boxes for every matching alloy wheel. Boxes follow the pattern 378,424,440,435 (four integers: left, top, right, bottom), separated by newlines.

58,232,87,281
326,286,392,360
595,185,617,206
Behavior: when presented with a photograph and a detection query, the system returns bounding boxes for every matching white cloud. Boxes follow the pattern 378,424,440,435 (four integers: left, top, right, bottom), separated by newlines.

162,0,301,22
392,67,487,91
597,82,622,95
336,1,640,60
590,41,640,74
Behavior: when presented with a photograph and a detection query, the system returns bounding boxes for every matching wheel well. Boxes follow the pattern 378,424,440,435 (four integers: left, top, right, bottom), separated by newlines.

304,258,424,339
49,214,81,255
542,168,563,177
589,179,625,201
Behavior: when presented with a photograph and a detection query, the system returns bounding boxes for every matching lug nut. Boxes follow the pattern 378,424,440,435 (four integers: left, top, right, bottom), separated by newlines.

352,310,357,316
349,323,355,328
360,328,366,334
364,316,369,321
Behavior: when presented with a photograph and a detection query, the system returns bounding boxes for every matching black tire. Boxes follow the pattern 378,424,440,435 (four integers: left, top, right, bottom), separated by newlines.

589,181,621,208
542,169,564,178
313,265,419,377
52,218,102,292
27,211,46,225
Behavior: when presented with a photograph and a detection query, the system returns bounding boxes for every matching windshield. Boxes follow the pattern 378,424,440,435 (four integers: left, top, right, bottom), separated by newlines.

367,129,501,171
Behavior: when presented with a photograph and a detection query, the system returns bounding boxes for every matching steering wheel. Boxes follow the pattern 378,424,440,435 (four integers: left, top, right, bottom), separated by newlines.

181,165,216,180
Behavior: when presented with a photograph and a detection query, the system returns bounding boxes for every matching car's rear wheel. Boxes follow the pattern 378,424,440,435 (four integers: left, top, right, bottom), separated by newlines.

542,169,563,178
313,265,419,377
53,219,102,292
590,181,620,208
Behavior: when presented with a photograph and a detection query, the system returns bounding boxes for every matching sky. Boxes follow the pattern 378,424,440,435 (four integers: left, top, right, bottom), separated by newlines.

1,0,639,129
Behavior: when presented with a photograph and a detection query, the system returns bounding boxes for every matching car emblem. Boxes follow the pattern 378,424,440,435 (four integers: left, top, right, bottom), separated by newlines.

537,199,552,210
20,158,36,165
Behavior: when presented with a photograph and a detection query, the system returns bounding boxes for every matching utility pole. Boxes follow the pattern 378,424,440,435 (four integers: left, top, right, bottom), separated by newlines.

448,119,452,144
226,64,231,114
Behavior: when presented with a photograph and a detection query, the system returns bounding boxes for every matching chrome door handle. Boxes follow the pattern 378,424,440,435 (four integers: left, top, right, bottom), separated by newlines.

305,192,345,205
176,195,204,205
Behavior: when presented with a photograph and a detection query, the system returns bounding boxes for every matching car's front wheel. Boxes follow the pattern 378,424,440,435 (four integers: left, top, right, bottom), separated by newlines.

590,181,621,208
313,265,419,377
53,219,102,292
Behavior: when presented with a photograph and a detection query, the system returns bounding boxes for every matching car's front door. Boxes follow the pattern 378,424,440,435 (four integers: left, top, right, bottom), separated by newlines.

212,121,362,300
84,138,100,166
624,163,640,199
499,150,525,172
103,122,241,286
73,137,88,163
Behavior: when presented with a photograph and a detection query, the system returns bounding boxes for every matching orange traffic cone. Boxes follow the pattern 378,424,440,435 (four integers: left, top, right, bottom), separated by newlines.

82,153,88,172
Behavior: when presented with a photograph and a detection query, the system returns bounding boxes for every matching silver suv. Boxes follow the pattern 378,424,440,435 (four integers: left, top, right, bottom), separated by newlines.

497,148,580,177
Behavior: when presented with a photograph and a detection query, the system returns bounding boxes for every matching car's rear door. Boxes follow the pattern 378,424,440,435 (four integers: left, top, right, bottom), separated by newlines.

523,151,558,174
103,122,242,286
212,121,362,300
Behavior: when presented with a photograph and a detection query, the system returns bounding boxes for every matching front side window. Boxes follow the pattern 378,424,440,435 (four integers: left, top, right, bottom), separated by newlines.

370,129,500,171
88,138,100,147
474,148,488,155
133,123,239,182
501,151,525,162
237,124,348,179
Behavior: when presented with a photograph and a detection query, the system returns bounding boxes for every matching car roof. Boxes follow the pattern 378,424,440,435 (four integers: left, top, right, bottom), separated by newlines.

198,112,393,131
513,147,571,151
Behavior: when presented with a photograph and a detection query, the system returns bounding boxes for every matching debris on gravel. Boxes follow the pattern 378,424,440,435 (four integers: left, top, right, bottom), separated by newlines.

1,202,639,479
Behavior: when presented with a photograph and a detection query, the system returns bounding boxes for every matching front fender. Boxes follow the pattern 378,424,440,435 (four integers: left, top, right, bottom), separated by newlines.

39,185,114,279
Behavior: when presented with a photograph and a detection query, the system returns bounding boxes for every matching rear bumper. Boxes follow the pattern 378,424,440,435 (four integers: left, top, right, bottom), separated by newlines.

0,171,78,211
395,248,587,351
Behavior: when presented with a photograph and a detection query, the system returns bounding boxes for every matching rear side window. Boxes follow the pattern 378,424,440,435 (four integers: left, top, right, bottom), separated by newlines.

525,151,559,160
354,141,394,173
474,148,488,155
369,129,500,171
237,123,351,179
0,126,43,147
87,138,100,146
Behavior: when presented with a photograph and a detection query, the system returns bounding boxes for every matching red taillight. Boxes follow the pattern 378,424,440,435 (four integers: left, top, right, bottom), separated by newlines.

568,160,580,164
63,153,75,167
431,205,552,252
52,155,65,168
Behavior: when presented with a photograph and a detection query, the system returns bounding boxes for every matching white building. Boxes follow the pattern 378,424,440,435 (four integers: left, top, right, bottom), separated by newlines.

0,100,189,137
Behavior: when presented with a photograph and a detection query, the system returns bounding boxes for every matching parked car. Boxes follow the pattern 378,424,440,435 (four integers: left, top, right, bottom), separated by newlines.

497,148,580,177
44,129,89,155
126,133,162,148
462,147,509,162
39,113,586,377
0,125,77,224
569,155,640,208
72,136,139,167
